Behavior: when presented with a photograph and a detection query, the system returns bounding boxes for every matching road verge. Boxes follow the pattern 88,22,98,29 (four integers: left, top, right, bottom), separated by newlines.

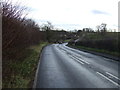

3,42,49,88
32,44,48,89
67,44,119,61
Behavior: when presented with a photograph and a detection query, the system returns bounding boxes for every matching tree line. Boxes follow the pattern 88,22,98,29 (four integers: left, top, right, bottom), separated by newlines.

2,0,119,60
2,1,47,60
2,1,71,60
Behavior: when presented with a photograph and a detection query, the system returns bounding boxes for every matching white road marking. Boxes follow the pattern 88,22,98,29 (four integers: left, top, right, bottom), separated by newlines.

69,55,84,64
106,72,120,80
75,59,84,64
73,55,90,64
60,45,90,64
79,59,90,64
96,72,120,87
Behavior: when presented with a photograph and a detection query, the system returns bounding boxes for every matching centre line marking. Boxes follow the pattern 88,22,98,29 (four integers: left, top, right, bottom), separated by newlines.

106,72,120,80
70,56,84,64
73,56,90,64
80,59,90,64
96,72,120,87
75,59,84,64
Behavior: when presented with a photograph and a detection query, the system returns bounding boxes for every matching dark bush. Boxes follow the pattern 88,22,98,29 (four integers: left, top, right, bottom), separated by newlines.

2,1,46,60
68,40,75,45
75,38,118,52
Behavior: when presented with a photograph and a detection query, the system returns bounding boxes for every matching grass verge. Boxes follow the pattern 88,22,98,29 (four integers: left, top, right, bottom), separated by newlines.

3,42,48,88
67,44,119,58
64,39,71,42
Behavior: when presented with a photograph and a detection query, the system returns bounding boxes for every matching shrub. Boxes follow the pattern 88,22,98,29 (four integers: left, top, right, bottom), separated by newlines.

75,38,118,52
2,1,45,60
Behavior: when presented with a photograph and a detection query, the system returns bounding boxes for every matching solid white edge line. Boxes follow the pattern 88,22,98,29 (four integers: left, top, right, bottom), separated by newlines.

96,72,120,87
106,72,120,80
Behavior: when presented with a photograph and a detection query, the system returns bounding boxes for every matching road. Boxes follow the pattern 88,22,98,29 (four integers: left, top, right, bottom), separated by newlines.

35,43,120,88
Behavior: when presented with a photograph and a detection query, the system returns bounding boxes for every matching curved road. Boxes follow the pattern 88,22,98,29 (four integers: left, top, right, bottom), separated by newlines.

35,43,119,88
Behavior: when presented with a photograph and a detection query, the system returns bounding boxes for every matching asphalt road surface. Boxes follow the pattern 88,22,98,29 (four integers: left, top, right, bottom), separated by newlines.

35,43,120,88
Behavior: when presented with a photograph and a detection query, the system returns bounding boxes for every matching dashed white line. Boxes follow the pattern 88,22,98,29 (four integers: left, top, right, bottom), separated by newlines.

60,46,90,65
106,72,120,80
75,59,84,64
80,59,90,64
69,55,84,64
73,55,90,64
96,72,120,87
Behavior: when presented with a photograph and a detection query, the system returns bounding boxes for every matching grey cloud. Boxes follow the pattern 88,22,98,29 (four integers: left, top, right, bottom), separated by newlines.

92,10,110,15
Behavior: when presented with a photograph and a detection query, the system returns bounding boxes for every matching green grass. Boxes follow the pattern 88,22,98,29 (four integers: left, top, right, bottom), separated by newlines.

68,44,119,57
85,32,119,40
64,39,71,42
68,32,119,57
3,42,48,88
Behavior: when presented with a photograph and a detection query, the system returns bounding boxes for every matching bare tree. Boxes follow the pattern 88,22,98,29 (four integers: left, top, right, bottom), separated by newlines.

96,25,100,32
96,23,107,34
100,23,107,33
41,21,54,42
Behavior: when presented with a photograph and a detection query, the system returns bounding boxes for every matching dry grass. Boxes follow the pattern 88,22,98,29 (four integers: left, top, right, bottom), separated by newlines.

3,42,48,88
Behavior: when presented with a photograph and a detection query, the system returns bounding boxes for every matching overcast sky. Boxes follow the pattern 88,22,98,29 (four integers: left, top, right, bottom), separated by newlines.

11,0,119,31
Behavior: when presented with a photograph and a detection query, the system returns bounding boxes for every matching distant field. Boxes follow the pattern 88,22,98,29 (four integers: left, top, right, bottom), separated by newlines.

68,32,120,57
